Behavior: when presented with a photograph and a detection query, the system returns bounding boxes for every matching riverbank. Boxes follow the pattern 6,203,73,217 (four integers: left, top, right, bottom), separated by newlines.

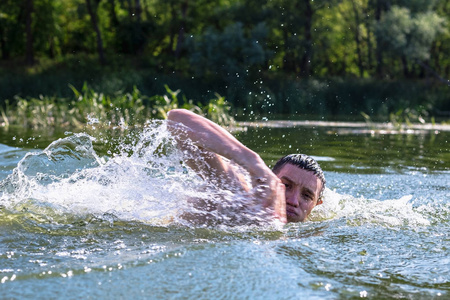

1,58,449,122
237,120,450,132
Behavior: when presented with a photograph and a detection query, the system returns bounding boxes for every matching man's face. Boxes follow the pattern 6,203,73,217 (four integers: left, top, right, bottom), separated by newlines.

275,163,323,222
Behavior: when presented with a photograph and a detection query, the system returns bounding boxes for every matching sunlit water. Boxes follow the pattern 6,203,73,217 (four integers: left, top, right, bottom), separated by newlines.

0,121,448,299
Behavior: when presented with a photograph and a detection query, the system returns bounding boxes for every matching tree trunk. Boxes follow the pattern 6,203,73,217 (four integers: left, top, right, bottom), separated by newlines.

443,0,449,14
351,0,364,77
86,0,107,65
363,6,373,73
167,2,176,55
375,0,383,78
48,36,55,58
300,0,312,77
417,60,450,86
282,26,295,73
401,55,409,77
134,0,142,23
125,0,133,20
142,0,151,20
0,24,9,60
25,0,34,65
108,0,119,28
175,0,188,59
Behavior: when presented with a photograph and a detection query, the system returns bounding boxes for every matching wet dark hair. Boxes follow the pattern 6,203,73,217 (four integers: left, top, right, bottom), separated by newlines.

272,154,326,201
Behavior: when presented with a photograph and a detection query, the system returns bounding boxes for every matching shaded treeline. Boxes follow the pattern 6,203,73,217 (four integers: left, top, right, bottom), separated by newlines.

0,0,449,119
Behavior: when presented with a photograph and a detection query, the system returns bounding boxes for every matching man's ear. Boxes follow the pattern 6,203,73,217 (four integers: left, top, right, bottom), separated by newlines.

316,198,323,206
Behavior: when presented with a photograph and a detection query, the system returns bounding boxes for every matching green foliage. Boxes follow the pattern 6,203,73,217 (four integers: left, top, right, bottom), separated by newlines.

0,0,449,123
0,0,24,58
202,93,235,126
148,85,234,126
67,82,148,127
376,6,447,61
362,106,432,130
188,21,270,83
396,0,440,13
389,107,427,128
1,61,448,125
0,83,235,129
1,0,449,81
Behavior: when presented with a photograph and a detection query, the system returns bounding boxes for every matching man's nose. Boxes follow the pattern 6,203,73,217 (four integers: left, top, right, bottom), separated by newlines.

285,191,299,207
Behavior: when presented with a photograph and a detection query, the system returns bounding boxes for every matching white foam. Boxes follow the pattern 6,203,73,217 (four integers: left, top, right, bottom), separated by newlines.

310,190,430,226
0,121,438,228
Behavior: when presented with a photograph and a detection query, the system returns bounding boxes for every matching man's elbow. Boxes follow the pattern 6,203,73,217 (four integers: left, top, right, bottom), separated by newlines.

167,109,192,137
167,109,191,123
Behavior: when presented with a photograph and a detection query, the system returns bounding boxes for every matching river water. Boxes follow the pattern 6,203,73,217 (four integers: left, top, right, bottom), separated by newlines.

0,120,448,299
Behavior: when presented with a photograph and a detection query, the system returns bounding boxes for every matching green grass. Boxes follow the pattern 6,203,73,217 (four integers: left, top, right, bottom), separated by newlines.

0,83,235,130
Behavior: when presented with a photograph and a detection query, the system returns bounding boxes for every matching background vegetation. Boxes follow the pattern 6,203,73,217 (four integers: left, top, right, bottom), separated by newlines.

0,0,449,126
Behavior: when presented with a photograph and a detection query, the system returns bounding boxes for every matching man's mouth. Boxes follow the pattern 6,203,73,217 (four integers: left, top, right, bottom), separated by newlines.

286,207,298,217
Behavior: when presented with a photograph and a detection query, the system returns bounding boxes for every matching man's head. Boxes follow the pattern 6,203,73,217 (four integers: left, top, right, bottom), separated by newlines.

272,154,326,222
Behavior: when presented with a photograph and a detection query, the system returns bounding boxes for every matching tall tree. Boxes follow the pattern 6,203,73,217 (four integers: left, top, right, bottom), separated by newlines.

0,25,7,60
0,0,16,60
107,0,119,28
434,0,450,79
299,0,313,77
175,0,188,58
376,4,446,78
350,0,364,77
134,0,142,22
25,0,34,65
266,0,309,75
85,0,106,65
373,0,389,77
268,0,338,77
362,2,374,73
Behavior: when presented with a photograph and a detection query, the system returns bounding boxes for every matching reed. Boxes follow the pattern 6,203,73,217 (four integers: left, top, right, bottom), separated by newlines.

0,83,235,130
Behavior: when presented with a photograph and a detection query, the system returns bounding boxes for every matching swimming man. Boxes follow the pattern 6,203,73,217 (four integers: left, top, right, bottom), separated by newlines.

167,109,326,224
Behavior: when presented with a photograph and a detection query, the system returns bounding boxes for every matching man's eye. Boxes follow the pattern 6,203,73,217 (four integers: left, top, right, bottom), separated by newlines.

303,193,313,200
284,183,291,189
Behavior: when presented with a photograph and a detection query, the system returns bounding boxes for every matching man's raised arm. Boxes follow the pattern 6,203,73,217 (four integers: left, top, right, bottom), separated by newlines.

167,109,266,181
167,109,286,223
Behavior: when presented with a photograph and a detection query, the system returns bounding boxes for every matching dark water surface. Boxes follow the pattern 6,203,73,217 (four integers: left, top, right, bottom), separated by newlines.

0,122,448,299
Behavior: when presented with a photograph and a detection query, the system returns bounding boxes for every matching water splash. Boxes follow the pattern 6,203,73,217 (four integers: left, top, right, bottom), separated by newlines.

0,121,271,228
310,190,435,227
0,121,446,229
